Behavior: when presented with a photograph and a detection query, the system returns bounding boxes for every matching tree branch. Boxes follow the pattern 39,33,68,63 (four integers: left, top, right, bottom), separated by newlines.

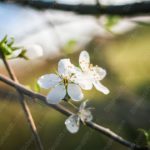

0,74,149,150
0,52,44,150
20,1,150,16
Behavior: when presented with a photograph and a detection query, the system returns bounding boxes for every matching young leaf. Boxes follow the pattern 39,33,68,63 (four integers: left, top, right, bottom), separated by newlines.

0,36,28,60
0,43,13,55
0,35,7,44
34,82,41,93
18,49,29,60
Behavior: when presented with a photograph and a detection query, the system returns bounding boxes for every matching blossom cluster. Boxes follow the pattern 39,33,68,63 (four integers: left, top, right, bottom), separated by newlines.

38,50,109,133
38,50,109,103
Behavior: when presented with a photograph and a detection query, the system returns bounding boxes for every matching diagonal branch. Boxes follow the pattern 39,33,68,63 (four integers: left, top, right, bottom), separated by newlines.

20,1,150,16
0,74,149,150
0,52,44,150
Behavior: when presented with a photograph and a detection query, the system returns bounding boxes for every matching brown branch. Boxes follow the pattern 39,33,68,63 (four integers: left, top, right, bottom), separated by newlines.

0,74,149,150
0,53,44,150
18,1,150,16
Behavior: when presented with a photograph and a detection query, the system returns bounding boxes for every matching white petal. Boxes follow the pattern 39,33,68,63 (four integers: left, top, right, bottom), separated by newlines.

79,101,87,111
79,109,93,122
67,84,83,101
93,66,106,80
38,74,61,89
73,66,83,75
79,80,93,90
47,84,66,104
93,81,110,95
79,51,90,71
65,115,79,134
58,59,76,76
75,73,93,90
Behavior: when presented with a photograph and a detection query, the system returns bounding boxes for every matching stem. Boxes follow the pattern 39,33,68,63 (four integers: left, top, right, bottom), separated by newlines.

0,52,44,150
0,74,149,150
67,100,78,110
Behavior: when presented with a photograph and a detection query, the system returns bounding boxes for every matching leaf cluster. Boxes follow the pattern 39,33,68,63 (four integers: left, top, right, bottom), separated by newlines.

0,35,28,59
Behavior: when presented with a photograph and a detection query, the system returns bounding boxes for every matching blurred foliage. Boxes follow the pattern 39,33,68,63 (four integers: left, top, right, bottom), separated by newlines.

104,15,121,32
63,39,77,55
134,21,150,27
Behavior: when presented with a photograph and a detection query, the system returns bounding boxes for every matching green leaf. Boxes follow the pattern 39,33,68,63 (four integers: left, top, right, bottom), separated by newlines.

0,35,8,44
34,82,41,93
11,46,21,51
0,43,13,55
0,36,28,60
18,49,29,60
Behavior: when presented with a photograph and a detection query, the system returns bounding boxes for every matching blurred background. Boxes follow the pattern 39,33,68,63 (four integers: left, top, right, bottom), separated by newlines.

0,0,150,150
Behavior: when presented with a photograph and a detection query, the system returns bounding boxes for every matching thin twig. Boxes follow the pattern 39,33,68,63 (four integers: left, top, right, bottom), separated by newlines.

0,74,149,150
0,53,44,150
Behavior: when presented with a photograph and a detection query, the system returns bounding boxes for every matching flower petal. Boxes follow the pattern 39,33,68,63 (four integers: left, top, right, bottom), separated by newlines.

93,66,106,80
76,73,93,90
47,84,66,104
79,109,93,122
67,84,83,101
38,74,61,89
58,59,76,76
79,101,87,111
93,81,110,95
79,50,90,71
65,115,80,134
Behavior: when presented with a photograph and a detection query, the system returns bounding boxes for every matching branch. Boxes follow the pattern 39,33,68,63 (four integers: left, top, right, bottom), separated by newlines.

0,74,149,150
0,52,44,150
20,1,150,16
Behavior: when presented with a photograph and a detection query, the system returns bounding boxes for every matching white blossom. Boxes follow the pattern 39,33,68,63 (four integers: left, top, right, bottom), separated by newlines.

65,101,93,134
78,100,93,123
79,50,110,95
38,50,110,104
38,59,84,104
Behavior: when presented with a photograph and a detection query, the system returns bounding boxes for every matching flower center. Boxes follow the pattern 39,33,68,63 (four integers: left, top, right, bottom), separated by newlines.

63,77,69,86
89,64,93,69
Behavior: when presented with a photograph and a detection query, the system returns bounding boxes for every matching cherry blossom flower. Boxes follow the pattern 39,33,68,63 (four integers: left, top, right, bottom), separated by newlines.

65,101,93,134
38,59,84,104
79,50,110,95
